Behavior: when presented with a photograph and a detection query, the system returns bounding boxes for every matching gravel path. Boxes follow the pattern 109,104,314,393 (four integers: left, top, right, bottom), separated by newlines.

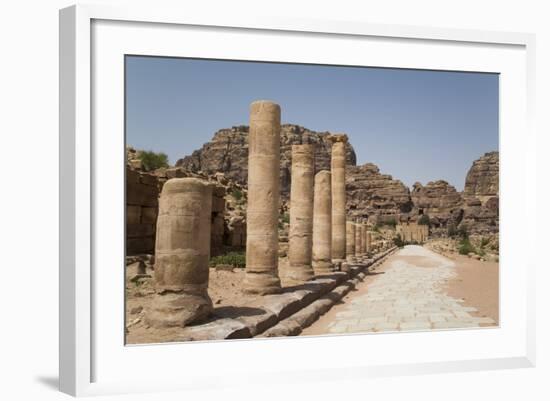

306,245,496,335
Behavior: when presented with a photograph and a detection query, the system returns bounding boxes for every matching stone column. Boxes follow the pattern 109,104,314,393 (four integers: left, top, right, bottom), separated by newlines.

287,144,315,283
354,221,362,257
329,134,348,262
360,223,367,255
244,100,282,294
366,231,371,253
312,170,333,274
147,178,213,328
346,221,356,260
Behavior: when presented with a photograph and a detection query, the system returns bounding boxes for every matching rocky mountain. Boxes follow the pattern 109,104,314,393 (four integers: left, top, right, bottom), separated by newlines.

410,180,464,228
346,163,412,224
176,124,357,197
174,125,499,233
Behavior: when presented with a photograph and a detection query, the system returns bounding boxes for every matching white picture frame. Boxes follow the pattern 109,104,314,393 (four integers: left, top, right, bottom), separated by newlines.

59,4,536,397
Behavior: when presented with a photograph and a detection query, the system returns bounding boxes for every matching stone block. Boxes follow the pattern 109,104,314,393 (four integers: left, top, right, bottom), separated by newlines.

258,293,304,321
127,181,159,207
139,173,158,186
177,318,252,341
260,319,302,337
127,205,141,224
127,223,154,239
211,196,225,213
236,312,278,337
126,167,140,184
126,237,154,255
141,207,157,224
165,168,186,179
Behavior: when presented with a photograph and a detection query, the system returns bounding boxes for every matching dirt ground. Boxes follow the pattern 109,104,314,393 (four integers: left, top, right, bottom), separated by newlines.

124,262,263,344
443,253,499,324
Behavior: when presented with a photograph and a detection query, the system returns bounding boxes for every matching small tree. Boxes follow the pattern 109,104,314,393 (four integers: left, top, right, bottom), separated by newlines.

138,150,169,171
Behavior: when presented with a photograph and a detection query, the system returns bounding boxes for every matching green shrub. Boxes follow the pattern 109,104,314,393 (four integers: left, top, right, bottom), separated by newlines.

281,213,290,224
458,238,475,255
232,189,243,201
418,214,430,226
137,150,169,171
480,237,490,248
209,251,246,268
385,218,397,228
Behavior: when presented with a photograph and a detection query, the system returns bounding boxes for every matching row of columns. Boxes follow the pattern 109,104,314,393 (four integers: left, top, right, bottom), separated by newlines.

346,220,372,260
147,100,372,327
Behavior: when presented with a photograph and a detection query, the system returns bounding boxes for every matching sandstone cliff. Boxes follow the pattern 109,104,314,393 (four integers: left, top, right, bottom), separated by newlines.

345,163,412,224
176,124,357,196
462,152,499,233
464,151,499,200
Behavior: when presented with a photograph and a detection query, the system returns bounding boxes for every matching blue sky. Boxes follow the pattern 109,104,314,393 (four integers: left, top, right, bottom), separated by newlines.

126,56,498,191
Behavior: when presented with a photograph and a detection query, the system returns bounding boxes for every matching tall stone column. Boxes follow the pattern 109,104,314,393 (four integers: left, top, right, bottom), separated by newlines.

244,100,282,294
354,221,362,257
312,170,333,275
287,144,315,283
346,221,356,260
329,134,348,262
360,223,367,254
147,178,213,328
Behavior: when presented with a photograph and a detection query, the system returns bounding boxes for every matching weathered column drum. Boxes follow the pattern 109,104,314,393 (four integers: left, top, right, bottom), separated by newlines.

147,177,213,328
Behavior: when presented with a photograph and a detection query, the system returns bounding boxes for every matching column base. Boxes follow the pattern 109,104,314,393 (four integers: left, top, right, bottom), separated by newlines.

145,291,213,328
312,260,335,275
243,271,281,295
284,264,315,285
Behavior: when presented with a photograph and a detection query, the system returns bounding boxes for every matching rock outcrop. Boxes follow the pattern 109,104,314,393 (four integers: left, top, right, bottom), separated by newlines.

410,180,464,228
345,163,412,224
176,124,357,197
464,151,499,200
462,152,499,233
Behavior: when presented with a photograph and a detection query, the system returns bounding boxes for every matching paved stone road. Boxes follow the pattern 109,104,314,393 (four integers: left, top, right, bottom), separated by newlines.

326,245,496,334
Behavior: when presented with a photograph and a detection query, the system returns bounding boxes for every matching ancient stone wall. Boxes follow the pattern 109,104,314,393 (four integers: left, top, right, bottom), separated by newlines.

126,166,160,255
126,165,241,257
397,222,429,243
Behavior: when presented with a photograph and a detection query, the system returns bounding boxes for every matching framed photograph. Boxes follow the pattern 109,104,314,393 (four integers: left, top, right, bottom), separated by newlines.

59,4,536,397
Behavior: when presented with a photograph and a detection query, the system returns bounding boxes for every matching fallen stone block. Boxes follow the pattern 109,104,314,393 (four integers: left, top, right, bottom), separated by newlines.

236,312,279,336
260,319,302,337
177,318,252,341
258,292,305,321
287,303,322,329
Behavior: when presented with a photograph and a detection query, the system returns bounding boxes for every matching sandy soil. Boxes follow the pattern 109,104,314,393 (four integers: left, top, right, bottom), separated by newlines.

443,253,499,324
124,262,263,344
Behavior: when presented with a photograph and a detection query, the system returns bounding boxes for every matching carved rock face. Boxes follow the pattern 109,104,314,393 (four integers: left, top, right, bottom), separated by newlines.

410,180,464,226
176,124,357,197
